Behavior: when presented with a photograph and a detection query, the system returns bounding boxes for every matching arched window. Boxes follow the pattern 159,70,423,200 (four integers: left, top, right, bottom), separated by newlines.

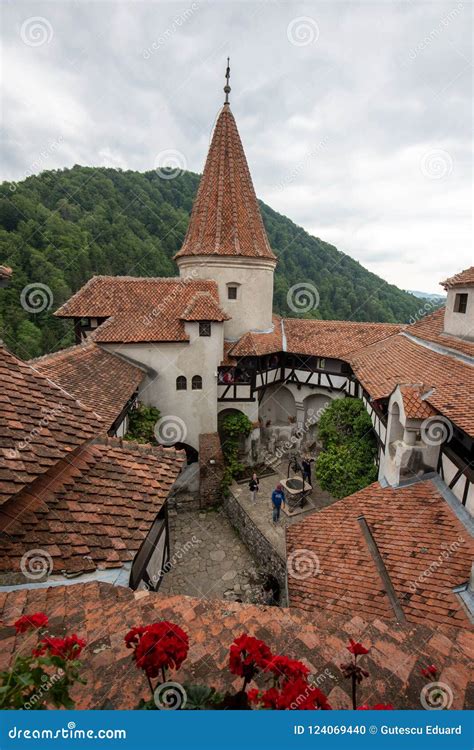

176,376,187,391
192,375,202,390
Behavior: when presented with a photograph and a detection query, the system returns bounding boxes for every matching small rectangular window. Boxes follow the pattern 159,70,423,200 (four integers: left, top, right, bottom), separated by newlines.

199,321,211,337
454,293,468,314
318,358,326,369
228,286,237,300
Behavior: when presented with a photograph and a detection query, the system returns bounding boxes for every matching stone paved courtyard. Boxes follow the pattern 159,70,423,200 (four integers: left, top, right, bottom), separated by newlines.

231,463,335,558
159,507,271,604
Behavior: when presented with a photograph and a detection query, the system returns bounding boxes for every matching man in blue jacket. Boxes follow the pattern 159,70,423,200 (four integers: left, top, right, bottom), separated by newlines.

271,483,286,524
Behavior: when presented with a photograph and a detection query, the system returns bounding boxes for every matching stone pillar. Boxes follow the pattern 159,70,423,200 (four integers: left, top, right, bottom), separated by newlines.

198,433,225,508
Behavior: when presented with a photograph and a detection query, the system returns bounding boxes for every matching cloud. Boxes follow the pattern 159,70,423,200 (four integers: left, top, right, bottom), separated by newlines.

1,0,471,292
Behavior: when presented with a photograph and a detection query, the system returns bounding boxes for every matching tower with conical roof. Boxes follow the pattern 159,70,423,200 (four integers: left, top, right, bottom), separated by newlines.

175,61,277,340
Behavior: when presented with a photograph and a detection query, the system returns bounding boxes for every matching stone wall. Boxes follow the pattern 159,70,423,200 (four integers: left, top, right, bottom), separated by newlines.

223,488,288,604
199,432,225,508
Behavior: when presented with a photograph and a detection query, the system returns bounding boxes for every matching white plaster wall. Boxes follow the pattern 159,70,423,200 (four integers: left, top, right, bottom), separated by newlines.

443,286,474,339
102,321,223,451
177,255,276,340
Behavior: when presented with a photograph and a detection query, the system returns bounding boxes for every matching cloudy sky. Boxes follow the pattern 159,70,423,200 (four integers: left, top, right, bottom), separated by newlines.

2,0,472,292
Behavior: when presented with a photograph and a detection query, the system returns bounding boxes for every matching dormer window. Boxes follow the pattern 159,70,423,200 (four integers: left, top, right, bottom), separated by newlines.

199,321,211,337
454,293,468,314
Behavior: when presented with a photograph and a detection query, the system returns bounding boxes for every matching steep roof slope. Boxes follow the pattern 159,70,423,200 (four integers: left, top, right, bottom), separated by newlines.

0,437,185,578
55,276,227,344
0,345,103,505
287,478,473,630
31,342,145,429
175,104,276,261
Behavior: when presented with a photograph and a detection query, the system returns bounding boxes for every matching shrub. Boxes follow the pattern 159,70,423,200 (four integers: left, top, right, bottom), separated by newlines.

315,398,377,498
124,403,161,444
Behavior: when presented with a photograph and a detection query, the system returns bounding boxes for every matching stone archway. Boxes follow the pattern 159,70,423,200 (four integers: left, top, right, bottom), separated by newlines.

302,393,332,448
259,384,297,428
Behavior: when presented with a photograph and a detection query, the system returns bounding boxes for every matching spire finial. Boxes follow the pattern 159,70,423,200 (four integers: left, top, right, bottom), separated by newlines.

224,57,231,104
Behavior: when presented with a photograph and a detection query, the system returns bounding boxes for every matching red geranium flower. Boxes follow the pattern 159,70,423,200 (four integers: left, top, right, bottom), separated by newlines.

14,612,49,633
347,639,369,656
229,634,272,680
265,655,309,683
125,621,188,679
34,634,86,660
420,665,438,679
250,678,331,710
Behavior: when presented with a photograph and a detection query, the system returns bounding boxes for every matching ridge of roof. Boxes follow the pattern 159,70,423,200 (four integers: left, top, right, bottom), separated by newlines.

441,265,474,288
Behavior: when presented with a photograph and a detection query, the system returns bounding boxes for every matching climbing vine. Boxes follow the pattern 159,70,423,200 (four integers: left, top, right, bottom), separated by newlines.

220,412,252,494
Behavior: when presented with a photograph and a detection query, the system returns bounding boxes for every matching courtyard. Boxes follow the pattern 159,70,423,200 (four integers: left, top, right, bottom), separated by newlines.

159,462,336,604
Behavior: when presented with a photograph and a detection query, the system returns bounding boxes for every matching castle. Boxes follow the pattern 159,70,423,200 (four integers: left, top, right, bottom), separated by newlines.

44,75,473,515
0,72,473,703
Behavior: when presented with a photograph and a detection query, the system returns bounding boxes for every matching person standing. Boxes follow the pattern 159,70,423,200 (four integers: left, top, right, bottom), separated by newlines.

271,483,286,524
302,456,314,486
249,472,259,503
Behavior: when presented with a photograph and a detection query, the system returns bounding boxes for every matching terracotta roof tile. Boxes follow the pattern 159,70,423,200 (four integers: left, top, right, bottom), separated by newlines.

283,319,403,359
287,479,473,629
398,384,436,420
441,266,474,288
180,291,230,321
175,105,276,261
55,276,227,343
229,316,283,357
350,333,474,436
0,345,103,506
0,581,472,709
408,308,474,358
30,343,144,429
0,437,185,578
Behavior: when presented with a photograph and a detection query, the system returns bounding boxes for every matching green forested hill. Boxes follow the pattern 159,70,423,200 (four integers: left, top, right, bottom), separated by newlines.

0,165,422,358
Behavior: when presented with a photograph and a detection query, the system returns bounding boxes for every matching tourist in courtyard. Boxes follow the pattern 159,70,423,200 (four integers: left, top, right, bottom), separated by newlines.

271,483,286,524
302,456,314,486
249,472,259,502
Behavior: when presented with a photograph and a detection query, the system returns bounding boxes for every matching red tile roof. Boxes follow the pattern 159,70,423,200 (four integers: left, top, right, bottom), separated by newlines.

175,105,276,262
55,276,227,343
408,307,474,358
0,265,12,280
287,479,473,630
283,319,403,359
0,581,472,709
398,384,436,420
0,437,185,579
441,266,474,288
30,342,144,429
350,333,474,436
180,291,230,322
228,316,283,357
0,345,103,506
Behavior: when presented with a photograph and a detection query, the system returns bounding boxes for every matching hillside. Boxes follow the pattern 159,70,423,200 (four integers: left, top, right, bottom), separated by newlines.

0,166,423,359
